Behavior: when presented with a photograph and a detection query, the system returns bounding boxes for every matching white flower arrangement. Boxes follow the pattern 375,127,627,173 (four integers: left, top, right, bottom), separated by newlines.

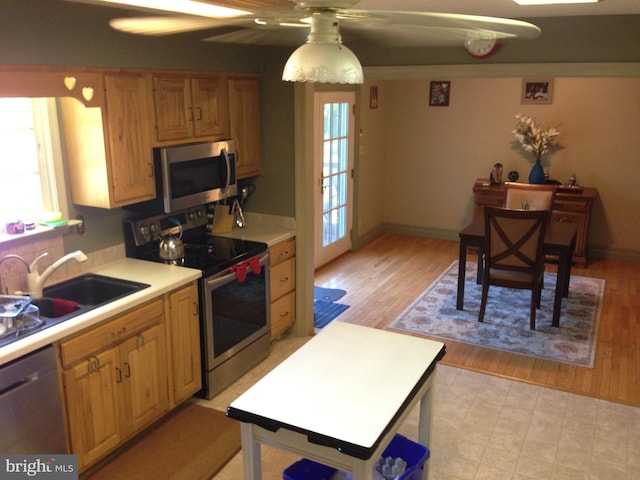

512,114,560,160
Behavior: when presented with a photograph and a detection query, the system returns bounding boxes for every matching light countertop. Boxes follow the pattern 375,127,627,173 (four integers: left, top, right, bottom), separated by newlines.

216,222,295,247
0,258,201,366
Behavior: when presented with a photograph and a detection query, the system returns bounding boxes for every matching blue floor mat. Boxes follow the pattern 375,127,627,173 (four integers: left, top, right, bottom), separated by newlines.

313,286,347,303
314,300,349,328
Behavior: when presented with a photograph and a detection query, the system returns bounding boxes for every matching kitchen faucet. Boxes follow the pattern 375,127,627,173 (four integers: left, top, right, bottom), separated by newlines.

0,254,31,295
27,250,88,298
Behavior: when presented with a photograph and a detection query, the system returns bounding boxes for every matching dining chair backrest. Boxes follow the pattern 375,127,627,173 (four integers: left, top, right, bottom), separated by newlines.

484,207,549,273
505,182,557,211
479,206,550,329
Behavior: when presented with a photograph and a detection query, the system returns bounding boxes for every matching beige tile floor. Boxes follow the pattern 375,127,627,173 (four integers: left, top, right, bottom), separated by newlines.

197,332,640,480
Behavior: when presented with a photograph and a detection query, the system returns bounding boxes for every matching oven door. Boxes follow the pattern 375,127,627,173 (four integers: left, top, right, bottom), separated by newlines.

201,251,270,370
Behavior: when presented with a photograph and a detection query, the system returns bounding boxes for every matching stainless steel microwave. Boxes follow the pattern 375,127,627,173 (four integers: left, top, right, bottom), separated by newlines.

129,140,238,214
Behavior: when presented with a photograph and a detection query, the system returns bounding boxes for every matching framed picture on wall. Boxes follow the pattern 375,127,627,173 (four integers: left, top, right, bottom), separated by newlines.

521,78,553,104
370,86,378,109
429,81,450,106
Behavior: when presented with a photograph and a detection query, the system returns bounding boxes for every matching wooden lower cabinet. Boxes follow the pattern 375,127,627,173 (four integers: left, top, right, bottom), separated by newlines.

269,238,296,340
60,300,167,470
58,281,202,472
166,282,201,406
63,347,121,468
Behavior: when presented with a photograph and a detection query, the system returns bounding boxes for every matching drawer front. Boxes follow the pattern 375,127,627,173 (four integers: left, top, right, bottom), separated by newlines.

269,257,295,301
270,291,295,340
474,191,504,207
553,198,588,213
60,299,164,367
269,238,295,266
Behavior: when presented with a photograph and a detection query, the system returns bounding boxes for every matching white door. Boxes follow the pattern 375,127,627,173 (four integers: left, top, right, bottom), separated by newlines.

314,91,355,268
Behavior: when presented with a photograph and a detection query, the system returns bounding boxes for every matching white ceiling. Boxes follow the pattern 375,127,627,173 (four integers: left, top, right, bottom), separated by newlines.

356,0,640,18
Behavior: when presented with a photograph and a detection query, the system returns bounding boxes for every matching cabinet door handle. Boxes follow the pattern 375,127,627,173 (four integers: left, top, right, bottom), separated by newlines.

116,367,123,383
195,106,203,121
193,301,199,317
188,106,194,122
136,333,145,350
279,276,289,284
279,311,289,318
87,355,100,374
111,327,127,337
124,362,131,378
148,162,153,178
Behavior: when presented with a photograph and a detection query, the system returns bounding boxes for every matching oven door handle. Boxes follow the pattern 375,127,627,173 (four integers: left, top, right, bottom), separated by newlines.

205,251,269,289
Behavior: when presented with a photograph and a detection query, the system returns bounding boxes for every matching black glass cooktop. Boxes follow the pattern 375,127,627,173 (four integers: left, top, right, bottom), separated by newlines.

135,235,267,276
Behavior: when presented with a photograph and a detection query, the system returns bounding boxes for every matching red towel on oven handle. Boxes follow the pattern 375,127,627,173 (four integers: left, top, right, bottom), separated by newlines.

232,262,248,282
248,257,261,275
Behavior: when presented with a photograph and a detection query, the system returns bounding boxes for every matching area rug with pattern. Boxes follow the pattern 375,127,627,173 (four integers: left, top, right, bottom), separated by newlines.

389,261,604,367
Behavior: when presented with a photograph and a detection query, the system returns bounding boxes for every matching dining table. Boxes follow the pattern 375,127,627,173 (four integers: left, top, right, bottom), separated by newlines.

457,216,578,327
226,321,446,479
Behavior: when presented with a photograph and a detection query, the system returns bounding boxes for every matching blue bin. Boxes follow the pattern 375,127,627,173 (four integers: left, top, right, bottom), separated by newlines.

380,434,429,480
283,434,429,480
283,459,337,480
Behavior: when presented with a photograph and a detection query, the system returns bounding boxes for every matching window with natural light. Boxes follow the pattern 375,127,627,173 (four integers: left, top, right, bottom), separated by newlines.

0,97,66,233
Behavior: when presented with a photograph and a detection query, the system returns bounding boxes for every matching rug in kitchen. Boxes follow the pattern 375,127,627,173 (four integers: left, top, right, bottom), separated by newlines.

389,261,603,368
87,403,240,480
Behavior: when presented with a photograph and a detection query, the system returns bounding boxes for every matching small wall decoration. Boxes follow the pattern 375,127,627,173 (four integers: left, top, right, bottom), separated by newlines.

521,78,553,104
369,86,378,109
429,81,450,106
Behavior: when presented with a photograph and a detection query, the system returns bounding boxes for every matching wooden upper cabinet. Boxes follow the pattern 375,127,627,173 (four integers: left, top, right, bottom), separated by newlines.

104,74,156,205
228,75,262,178
61,72,156,209
153,74,229,142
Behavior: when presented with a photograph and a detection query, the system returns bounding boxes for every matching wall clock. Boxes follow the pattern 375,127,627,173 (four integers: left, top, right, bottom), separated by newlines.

464,34,501,59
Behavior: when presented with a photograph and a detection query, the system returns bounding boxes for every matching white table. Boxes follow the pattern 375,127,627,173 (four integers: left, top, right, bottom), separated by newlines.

227,322,446,480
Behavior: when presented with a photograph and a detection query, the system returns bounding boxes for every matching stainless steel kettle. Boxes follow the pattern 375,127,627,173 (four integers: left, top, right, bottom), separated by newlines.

159,224,184,260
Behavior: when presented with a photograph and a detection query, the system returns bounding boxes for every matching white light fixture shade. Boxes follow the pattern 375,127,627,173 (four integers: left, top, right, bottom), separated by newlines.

282,12,363,84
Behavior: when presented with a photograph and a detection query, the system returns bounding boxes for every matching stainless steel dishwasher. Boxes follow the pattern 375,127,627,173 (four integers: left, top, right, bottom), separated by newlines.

0,346,68,453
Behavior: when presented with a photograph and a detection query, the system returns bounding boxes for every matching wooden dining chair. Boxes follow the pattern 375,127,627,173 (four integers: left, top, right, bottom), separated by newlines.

504,182,557,211
478,206,550,330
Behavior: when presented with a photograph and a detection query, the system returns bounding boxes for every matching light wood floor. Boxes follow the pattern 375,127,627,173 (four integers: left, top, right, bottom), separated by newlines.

314,233,640,408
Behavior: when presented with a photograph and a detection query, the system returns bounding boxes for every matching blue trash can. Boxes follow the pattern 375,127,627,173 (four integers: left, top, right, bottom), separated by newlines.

283,434,429,480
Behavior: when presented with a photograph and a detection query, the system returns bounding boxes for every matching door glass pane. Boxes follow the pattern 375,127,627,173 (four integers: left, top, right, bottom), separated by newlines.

322,101,349,247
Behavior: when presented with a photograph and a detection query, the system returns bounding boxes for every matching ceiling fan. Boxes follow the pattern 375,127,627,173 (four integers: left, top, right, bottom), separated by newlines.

79,0,542,83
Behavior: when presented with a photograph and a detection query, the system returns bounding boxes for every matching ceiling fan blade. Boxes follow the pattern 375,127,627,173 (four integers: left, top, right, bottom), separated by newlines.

337,10,541,47
109,15,249,35
105,3,541,50
203,27,309,46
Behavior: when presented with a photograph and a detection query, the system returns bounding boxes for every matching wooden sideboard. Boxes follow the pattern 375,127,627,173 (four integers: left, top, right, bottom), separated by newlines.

472,179,598,266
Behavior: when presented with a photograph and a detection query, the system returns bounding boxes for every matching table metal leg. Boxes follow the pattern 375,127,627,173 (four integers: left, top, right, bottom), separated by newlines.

457,241,467,310
417,372,435,480
241,423,262,480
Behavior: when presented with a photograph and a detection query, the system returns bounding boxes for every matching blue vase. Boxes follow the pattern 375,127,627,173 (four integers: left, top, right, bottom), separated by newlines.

528,159,545,184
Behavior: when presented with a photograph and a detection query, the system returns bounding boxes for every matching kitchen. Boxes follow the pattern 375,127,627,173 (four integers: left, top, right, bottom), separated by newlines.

1,0,640,477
